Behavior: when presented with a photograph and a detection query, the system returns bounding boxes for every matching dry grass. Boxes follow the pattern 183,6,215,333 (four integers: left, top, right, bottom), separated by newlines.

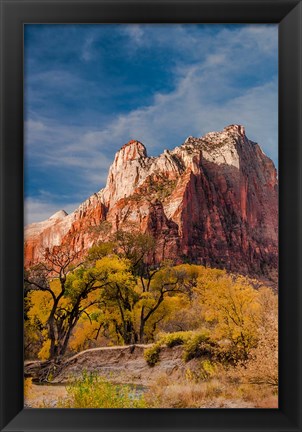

24,370,278,409
145,375,208,408
144,369,278,408
24,378,33,399
24,382,68,408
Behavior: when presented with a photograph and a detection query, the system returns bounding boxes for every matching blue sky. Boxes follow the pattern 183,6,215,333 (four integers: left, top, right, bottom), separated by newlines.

24,24,278,224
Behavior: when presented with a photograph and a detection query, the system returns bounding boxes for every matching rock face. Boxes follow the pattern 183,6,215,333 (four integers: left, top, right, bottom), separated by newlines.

24,125,278,277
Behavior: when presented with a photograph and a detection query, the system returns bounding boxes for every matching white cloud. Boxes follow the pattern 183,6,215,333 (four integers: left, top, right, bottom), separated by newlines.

25,24,278,223
81,35,96,61
26,119,47,132
123,25,145,47
24,119,112,196
24,197,79,225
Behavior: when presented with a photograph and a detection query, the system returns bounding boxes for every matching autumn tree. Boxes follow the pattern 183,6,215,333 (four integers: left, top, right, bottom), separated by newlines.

196,270,261,358
27,232,268,360
112,231,195,342
86,234,195,344
92,255,139,344
114,229,156,275
136,264,199,342
24,246,110,360
85,254,188,344
238,287,278,386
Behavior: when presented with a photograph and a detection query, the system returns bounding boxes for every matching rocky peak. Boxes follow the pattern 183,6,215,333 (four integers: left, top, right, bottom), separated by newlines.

223,124,246,137
196,125,249,169
115,140,147,163
49,209,68,221
103,140,150,206
24,125,278,281
202,124,244,144
175,125,247,171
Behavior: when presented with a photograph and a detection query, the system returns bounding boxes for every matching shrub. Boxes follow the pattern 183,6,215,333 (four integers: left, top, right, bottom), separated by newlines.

184,362,217,383
199,359,217,380
183,332,214,362
144,343,162,366
145,330,246,367
145,330,217,366
204,381,223,399
162,331,193,348
145,331,196,366
60,372,146,408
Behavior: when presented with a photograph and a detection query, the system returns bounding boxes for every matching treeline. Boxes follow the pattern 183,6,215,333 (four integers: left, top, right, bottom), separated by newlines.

24,231,277,371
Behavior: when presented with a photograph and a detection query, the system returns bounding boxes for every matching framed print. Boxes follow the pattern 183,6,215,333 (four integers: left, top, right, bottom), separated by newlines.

0,0,301,431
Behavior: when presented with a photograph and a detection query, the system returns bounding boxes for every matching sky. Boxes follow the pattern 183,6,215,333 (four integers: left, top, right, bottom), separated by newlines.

24,24,278,224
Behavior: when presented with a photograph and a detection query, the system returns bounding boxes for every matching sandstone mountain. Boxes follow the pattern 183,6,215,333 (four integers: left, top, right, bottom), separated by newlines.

24,125,278,278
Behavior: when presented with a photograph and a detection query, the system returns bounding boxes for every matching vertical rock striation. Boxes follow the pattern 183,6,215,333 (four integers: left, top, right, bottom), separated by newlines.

24,125,278,278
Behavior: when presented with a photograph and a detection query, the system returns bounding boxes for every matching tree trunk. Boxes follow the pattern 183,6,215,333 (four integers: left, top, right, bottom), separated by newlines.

48,304,59,359
139,306,145,343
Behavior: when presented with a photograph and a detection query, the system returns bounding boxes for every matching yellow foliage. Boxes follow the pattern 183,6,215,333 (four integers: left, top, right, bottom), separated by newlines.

24,378,33,398
196,272,261,351
236,287,278,386
27,290,53,326
185,368,196,383
69,320,100,352
25,243,277,374
38,338,51,360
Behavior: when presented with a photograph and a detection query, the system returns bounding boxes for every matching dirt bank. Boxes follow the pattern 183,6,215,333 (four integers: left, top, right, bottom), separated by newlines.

25,344,194,386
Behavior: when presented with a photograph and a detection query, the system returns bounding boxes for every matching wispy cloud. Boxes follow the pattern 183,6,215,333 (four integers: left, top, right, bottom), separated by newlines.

24,196,79,225
122,25,145,47
25,117,112,187
81,34,97,61
25,24,278,223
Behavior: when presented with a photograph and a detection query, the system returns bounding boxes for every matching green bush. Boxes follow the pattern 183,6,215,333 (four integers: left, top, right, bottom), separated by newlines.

60,372,146,408
144,332,192,366
144,343,161,366
145,330,244,367
181,332,246,365
199,359,217,380
162,331,193,348
145,331,216,366
182,332,215,362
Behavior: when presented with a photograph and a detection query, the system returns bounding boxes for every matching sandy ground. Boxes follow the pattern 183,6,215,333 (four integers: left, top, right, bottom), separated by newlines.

24,383,263,408
25,384,68,408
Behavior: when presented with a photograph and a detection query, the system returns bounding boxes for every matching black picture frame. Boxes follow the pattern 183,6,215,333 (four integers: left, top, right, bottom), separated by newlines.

0,0,301,431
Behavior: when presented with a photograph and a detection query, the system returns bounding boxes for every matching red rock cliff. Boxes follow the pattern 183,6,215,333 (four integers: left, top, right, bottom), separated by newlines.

24,125,278,277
